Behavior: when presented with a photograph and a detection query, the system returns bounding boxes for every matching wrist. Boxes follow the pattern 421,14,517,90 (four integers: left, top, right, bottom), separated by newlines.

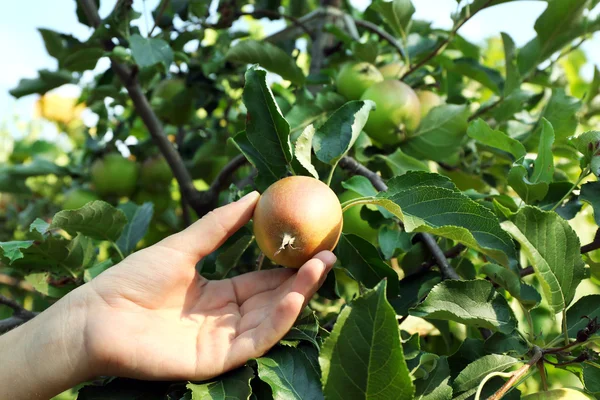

0,285,97,399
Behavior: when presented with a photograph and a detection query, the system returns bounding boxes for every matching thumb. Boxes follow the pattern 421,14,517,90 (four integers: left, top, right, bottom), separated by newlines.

159,191,260,258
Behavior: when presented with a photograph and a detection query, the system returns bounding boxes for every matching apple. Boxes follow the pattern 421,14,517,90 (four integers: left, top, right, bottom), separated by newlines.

416,90,443,118
151,78,195,126
379,61,407,80
360,80,421,146
336,62,384,100
141,156,173,192
91,153,139,197
253,176,343,268
62,189,100,210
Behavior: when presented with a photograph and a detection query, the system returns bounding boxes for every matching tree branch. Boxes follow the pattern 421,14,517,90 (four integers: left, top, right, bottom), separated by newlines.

419,234,461,280
0,274,36,293
489,346,543,400
353,18,405,59
0,295,39,334
401,0,495,79
78,0,218,216
468,97,504,122
581,229,600,254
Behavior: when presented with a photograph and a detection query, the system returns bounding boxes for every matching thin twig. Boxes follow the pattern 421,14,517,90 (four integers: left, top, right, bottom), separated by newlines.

581,229,600,254
206,154,248,197
418,244,467,271
520,266,534,278
148,0,170,37
489,346,543,400
176,126,192,228
401,0,495,79
338,156,387,191
468,97,504,122
353,18,405,59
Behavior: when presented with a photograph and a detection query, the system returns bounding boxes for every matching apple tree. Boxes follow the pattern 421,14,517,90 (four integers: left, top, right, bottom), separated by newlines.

2,0,600,398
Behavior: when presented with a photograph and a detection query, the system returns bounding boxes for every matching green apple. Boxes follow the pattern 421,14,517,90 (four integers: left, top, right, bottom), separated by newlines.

339,190,378,245
133,189,171,214
91,153,139,197
62,189,100,210
336,62,384,100
152,78,195,126
379,61,407,80
140,156,173,192
360,80,421,146
416,90,443,118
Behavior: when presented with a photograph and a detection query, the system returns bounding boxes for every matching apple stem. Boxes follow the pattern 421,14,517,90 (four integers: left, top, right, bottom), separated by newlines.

274,233,297,256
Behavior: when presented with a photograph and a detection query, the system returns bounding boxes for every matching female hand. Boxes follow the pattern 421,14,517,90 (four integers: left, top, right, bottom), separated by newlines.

0,191,336,399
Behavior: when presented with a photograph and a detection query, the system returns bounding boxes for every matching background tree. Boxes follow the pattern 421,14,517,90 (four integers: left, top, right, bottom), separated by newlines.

1,0,600,398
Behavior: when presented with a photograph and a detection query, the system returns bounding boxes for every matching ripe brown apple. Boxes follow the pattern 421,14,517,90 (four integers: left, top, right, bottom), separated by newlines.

360,80,421,146
253,176,343,268
336,62,384,100
416,90,443,118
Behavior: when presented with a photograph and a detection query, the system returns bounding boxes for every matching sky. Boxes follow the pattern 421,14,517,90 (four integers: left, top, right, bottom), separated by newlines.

0,0,599,129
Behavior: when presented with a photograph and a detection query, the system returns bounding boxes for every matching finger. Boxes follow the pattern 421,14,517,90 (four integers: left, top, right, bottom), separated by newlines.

228,251,337,362
291,251,336,302
227,291,304,368
160,191,260,258
232,268,296,306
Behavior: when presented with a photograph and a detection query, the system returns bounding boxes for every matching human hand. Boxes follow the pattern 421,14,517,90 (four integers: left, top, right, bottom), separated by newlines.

0,191,336,400
78,191,336,380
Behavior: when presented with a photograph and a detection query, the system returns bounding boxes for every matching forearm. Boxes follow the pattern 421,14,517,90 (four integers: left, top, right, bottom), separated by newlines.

0,287,95,400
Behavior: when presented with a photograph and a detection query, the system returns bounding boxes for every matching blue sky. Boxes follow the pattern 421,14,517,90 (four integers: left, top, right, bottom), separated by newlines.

0,0,598,125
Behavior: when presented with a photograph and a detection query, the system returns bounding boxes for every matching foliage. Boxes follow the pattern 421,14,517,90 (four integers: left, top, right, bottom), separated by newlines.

2,0,600,399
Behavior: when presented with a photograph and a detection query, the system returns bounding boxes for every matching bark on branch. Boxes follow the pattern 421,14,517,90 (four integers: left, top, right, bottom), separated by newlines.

0,295,39,334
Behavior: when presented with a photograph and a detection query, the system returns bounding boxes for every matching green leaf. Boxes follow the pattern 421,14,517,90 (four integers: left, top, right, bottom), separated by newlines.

187,366,254,400
226,40,305,85
351,41,379,64
521,388,595,400
256,346,322,400
116,202,154,256
502,206,586,314
10,69,74,98
0,241,34,263
583,363,600,394
374,148,429,176
30,218,50,237
541,89,581,142
243,67,293,167
414,356,452,400
313,100,375,165
38,28,65,59
501,32,520,96
335,234,399,298
25,272,75,298
484,331,529,357
402,105,469,162
341,176,378,197
378,172,516,266
410,280,517,334
566,294,600,337
50,200,128,242
129,34,173,69
84,260,114,283
467,119,526,160
531,119,555,184
320,281,414,400
451,58,504,94
294,124,319,179
286,92,346,139
205,235,254,280
230,131,287,191
507,164,549,203
480,263,521,298
453,355,519,394
378,226,412,259
282,308,319,348
390,271,442,316
586,67,600,106
581,182,600,226
371,0,415,38
62,47,104,72
493,90,537,122
573,131,600,173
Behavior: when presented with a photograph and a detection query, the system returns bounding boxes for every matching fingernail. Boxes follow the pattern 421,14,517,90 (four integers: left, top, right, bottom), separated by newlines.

238,190,259,203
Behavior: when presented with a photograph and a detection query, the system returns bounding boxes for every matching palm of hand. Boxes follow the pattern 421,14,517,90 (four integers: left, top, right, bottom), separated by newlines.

79,194,334,381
